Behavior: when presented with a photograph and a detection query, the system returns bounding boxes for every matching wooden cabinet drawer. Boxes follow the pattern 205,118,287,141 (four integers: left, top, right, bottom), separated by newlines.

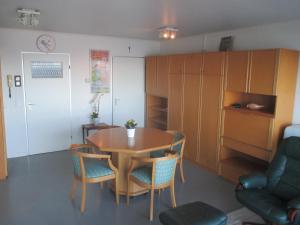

223,110,272,149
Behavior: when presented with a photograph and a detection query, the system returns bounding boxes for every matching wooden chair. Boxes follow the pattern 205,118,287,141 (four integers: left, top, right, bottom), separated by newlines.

69,144,119,212
150,130,186,182
127,153,178,221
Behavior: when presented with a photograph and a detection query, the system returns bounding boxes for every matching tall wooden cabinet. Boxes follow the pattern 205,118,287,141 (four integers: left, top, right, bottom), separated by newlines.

145,49,298,179
220,49,299,182
0,60,7,180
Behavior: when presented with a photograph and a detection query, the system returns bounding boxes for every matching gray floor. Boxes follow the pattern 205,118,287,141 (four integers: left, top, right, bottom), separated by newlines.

0,151,241,225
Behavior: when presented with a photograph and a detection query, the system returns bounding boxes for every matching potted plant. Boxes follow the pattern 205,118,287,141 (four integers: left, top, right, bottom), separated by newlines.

90,111,100,125
89,93,104,125
125,119,138,138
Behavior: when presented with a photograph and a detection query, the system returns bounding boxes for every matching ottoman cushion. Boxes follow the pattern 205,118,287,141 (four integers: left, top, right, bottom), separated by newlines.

159,201,227,225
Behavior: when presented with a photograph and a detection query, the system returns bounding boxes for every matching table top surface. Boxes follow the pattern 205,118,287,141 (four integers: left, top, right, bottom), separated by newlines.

86,127,173,154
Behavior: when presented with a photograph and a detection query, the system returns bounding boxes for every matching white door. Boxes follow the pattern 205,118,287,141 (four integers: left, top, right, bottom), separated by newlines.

23,53,71,155
112,57,145,127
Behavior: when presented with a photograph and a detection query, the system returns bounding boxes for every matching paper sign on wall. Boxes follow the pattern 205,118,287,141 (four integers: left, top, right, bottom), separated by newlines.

90,50,110,93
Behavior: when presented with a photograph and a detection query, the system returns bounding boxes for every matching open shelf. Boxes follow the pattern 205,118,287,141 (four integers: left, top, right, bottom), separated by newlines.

150,117,167,126
150,106,168,113
224,91,276,116
224,106,274,118
146,95,168,130
220,156,268,183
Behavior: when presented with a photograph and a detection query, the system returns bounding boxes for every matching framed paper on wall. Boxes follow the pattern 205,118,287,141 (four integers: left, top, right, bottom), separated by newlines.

90,50,110,93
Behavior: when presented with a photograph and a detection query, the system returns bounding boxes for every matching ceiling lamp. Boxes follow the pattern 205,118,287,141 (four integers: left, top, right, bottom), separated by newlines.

16,8,40,26
158,26,178,40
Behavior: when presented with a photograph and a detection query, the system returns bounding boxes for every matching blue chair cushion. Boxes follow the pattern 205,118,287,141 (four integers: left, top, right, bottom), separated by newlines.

131,166,152,184
72,157,114,179
150,149,167,158
159,201,227,225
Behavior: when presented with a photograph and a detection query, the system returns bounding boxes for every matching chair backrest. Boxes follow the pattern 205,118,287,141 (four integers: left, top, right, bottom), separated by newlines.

152,154,178,187
167,130,186,157
267,137,300,200
70,144,95,178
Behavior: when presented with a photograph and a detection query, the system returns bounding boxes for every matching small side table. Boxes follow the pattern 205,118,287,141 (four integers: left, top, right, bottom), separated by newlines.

82,123,119,143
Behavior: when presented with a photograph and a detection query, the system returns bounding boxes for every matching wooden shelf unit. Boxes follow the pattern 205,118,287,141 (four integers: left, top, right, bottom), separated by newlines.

145,49,299,181
220,49,299,183
146,95,168,130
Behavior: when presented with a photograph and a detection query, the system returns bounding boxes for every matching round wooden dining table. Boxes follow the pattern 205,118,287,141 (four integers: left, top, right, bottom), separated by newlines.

86,127,174,196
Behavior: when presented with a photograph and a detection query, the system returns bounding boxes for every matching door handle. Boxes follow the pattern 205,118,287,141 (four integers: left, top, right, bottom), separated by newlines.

28,103,36,106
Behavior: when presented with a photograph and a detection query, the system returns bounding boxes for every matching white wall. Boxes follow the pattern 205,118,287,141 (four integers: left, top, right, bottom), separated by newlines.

160,19,300,124
0,28,160,158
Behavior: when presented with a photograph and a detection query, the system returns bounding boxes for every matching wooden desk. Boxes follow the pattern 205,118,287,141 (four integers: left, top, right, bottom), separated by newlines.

86,127,173,196
82,123,119,143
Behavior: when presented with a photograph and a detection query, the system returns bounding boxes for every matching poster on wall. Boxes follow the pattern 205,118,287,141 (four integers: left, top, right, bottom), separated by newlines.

90,50,110,93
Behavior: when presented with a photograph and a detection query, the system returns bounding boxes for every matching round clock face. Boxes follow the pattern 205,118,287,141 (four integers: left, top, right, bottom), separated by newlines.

36,34,56,52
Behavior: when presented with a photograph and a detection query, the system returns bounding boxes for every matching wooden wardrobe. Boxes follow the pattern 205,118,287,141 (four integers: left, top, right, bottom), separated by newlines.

145,49,299,180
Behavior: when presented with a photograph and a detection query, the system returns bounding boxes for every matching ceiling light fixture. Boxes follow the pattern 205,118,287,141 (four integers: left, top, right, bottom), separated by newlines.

158,26,178,40
16,8,40,26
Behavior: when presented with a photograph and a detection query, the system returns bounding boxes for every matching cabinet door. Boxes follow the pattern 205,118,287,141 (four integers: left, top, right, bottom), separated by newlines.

185,53,202,75
223,110,272,149
168,74,183,131
145,56,156,94
156,56,169,97
203,52,225,76
226,51,249,92
249,50,277,95
169,55,185,74
198,75,222,171
183,74,201,160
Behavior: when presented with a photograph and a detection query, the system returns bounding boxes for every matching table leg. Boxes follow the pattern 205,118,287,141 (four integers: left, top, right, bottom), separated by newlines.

111,152,148,196
82,128,85,144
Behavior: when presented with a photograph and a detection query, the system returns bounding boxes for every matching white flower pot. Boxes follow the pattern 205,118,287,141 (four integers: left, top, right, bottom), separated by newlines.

127,128,135,138
128,137,135,147
92,117,100,125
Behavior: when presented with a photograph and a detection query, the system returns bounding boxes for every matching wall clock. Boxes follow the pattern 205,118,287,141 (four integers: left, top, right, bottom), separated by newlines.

36,34,56,53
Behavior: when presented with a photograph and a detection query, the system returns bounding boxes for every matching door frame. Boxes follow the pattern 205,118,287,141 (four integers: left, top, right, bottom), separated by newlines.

111,56,145,126
21,52,72,155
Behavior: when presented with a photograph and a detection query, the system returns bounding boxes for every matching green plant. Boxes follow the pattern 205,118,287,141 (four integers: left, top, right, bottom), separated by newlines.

125,119,138,129
90,111,99,119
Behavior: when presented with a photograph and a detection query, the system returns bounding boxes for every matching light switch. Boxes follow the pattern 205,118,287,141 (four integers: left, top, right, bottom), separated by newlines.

14,75,22,87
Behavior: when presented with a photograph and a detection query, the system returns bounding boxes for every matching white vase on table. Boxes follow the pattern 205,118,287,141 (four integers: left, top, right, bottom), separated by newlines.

127,128,135,138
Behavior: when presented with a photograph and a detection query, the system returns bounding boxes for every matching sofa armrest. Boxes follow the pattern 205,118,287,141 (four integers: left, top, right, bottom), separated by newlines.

288,197,300,210
237,173,267,190
288,197,300,222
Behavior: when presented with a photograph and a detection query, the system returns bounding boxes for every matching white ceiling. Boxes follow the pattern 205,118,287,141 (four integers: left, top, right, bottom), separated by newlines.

0,0,300,40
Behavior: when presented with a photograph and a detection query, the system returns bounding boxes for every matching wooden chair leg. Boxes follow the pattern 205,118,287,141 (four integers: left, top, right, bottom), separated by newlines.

179,160,185,183
115,176,119,205
80,182,87,213
127,176,130,206
70,177,77,199
150,188,154,221
158,189,161,197
170,180,176,208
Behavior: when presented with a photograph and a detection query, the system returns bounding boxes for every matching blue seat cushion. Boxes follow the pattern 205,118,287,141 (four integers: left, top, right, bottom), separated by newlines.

159,201,227,225
73,157,114,179
236,189,289,225
131,166,152,184
150,149,167,158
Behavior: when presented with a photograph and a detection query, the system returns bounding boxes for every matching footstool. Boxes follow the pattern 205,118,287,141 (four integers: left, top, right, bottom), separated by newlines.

159,201,227,225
